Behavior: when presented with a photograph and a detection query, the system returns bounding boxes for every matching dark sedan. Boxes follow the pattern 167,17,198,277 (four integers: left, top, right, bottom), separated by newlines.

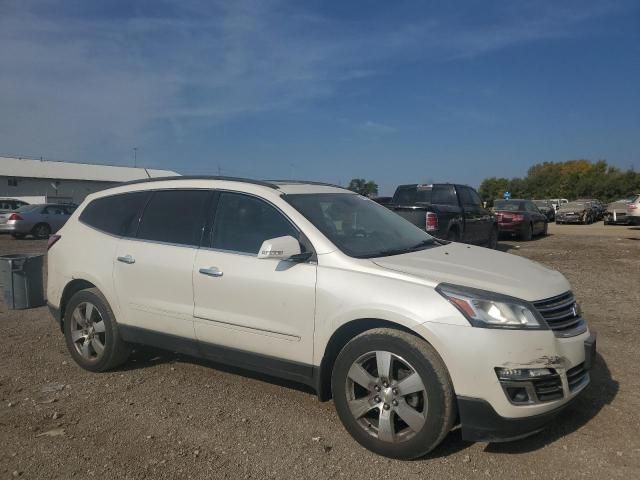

493,199,548,240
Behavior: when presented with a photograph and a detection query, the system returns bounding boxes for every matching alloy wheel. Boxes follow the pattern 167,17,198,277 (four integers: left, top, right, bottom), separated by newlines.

70,302,106,361
345,351,428,444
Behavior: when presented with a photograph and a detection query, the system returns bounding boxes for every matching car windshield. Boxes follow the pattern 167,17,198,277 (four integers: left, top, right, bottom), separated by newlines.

284,193,438,258
493,200,522,211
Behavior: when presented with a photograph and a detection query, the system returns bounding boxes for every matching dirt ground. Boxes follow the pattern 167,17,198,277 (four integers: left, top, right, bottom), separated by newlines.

1,222,639,479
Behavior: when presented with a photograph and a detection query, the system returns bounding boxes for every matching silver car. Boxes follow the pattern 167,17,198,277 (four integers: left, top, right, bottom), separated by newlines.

0,203,77,239
0,198,29,214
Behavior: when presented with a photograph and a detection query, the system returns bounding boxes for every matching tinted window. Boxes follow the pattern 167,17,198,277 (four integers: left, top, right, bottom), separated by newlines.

493,200,523,211
431,185,458,206
212,193,298,254
80,191,151,236
392,185,431,204
137,190,210,247
459,187,481,207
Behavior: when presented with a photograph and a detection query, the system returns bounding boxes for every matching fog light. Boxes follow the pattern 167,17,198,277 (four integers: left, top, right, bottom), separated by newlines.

506,387,530,404
495,367,553,381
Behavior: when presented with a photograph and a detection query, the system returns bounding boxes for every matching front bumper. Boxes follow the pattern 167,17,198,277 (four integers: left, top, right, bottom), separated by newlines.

454,333,596,442
457,394,577,442
556,214,585,223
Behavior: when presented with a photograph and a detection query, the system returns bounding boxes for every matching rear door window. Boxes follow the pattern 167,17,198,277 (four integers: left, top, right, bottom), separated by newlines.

136,190,211,247
431,185,458,206
211,192,298,255
459,187,481,208
79,191,151,237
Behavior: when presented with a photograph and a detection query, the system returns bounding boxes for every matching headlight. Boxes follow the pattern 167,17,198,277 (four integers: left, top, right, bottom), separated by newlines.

436,283,544,329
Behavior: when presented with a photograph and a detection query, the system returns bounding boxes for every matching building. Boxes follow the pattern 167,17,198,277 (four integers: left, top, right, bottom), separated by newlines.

0,155,179,204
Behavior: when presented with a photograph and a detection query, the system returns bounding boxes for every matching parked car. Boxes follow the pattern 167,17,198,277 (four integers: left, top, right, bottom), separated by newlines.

575,198,605,221
0,197,29,214
0,203,77,239
555,201,596,224
372,196,393,206
493,199,548,240
604,197,635,225
386,183,497,248
47,176,595,459
532,199,555,221
549,198,569,211
627,194,640,225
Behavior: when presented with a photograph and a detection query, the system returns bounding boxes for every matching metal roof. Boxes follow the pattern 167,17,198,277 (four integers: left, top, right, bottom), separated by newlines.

0,156,179,182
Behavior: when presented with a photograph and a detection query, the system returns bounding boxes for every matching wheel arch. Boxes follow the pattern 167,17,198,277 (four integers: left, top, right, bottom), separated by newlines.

58,279,97,331
315,318,431,401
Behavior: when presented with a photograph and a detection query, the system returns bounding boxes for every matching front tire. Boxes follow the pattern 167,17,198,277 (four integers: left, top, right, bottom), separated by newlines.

63,288,130,372
331,328,456,459
486,227,498,249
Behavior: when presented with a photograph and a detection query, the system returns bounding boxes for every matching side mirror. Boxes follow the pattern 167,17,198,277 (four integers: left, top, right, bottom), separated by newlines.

257,235,304,261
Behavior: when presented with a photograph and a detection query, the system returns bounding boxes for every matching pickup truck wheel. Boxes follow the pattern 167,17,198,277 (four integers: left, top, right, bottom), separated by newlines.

332,328,455,459
446,229,459,242
522,223,533,241
487,227,498,249
63,288,130,372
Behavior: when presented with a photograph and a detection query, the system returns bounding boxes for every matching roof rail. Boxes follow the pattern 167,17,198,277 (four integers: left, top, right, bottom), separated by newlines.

118,175,280,189
267,179,345,189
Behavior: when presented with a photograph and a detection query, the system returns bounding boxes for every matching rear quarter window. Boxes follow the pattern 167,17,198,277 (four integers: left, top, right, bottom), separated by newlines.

79,191,151,236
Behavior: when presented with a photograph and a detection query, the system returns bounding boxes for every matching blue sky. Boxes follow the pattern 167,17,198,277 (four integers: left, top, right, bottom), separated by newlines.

0,0,638,194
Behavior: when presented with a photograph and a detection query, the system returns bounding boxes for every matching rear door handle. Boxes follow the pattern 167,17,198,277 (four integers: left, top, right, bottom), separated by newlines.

199,267,223,277
117,255,135,265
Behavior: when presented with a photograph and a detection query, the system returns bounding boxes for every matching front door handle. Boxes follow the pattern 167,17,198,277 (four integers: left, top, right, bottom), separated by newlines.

199,267,223,278
117,255,136,265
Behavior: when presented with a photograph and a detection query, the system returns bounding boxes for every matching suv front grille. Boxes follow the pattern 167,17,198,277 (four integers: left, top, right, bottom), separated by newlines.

566,363,589,392
533,291,587,337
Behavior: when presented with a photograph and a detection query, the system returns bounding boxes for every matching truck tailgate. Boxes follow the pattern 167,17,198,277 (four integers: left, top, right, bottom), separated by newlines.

391,206,426,228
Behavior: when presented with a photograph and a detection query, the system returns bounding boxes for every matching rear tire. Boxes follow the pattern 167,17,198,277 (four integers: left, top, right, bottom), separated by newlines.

32,223,51,239
542,222,548,236
522,223,533,241
486,227,498,249
332,328,456,460
63,288,130,372
446,228,459,242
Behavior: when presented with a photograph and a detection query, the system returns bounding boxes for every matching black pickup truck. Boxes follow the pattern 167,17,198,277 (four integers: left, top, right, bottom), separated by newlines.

386,183,498,248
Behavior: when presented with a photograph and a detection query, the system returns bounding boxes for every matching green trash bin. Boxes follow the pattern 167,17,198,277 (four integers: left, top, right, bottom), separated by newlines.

0,254,45,310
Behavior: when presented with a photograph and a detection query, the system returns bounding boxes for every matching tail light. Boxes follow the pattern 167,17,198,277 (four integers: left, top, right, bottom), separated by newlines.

426,212,438,232
47,234,61,250
499,212,525,222
8,213,23,221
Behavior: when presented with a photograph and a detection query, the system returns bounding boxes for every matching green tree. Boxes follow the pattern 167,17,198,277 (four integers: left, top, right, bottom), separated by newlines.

480,160,640,202
347,178,379,197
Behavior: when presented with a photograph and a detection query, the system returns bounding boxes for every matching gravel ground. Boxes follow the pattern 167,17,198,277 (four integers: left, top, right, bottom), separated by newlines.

1,222,639,479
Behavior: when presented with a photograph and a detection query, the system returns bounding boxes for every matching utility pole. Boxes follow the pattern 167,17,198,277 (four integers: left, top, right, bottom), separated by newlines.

133,147,138,168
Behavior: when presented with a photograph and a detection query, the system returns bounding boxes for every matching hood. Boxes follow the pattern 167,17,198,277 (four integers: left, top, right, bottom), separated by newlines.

372,243,569,302
558,203,587,213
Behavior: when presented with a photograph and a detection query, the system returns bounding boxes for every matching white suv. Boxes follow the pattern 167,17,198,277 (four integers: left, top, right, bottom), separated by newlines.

47,177,596,459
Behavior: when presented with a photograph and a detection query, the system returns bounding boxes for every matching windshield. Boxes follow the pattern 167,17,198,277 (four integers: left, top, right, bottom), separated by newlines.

493,200,522,211
284,193,437,258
